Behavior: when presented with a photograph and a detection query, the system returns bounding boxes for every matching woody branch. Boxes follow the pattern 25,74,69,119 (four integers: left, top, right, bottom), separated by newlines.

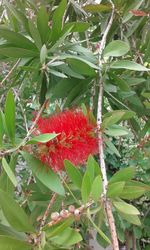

97,1,119,249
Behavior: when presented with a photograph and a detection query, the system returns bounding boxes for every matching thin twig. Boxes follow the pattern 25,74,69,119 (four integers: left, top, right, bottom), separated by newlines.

39,193,57,231
97,1,119,249
0,59,20,87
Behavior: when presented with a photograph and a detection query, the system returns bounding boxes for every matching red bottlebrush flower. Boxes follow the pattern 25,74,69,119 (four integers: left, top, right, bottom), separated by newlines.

34,110,98,172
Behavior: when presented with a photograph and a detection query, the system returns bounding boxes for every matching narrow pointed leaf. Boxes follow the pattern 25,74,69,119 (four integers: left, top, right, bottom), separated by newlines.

50,227,82,246
2,158,18,187
0,189,34,232
5,90,15,144
27,133,59,144
107,182,125,198
109,167,136,183
111,60,150,71
22,152,65,196
64,160,82,189
51,0,67,42
40,44,47,64
104,40,130,57
113,201,140,215
0,236,31,250
81,172,91,204
37,6,50,43
0,111,4,147
118,212,141,226
0,28,36,50
91,175,102,202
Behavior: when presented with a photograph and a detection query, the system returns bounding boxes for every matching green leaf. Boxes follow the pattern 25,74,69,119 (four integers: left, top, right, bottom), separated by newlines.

28,20,42,50
39,73,47,105
119,212,141,226
37,6,50,43
27,133,58,144
5,90,15,144
51,0,67,43
49,26,73,53
50,227,82,246
0,47,38,58
44,217,74,238
0,235,31,250
142,92,150,98
0,28,36,50
111,60,150,71
127,181,150,191
87,209,111,244
57,64,85,79
105,125,130,137
88,155,101,177
2,158,18,187
110,74,130,91
91,175,103,202
4,1,30,34
48,69,67,78
64,160,82,189
113,200,140,215
102,111,126,129
109,167,136,183
104,110,135,120
86,155,95,182
67,58,96,76
119,181,150,200
144,101,150,109
22,152,65,196
0,189,34,232
0,223,26,240
83,4,111,13
40,44,47,64
0,154,18,194
120,186,147,200
63,22,90,32
81,172,91,204
57,54,99,69
104,40,130,57
107,182,125,198
105,138,121,157
0,111,4,147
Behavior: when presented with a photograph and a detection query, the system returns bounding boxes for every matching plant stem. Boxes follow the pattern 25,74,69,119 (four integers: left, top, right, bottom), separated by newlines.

132,233,137,250
0,59,20,87
39,193,57,231
97,1,119,249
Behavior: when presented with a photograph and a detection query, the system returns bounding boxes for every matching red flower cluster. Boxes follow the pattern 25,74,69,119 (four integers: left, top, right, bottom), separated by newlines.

34,110,98,172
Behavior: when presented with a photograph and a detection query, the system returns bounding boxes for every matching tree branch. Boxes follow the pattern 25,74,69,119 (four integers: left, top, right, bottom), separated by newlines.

0,59,20,87
97,1,119,249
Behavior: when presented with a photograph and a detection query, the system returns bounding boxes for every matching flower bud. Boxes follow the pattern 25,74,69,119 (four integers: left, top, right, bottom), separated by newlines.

60,209,68,218
68,205,75,213
74,209,80,216
51,212,60,221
